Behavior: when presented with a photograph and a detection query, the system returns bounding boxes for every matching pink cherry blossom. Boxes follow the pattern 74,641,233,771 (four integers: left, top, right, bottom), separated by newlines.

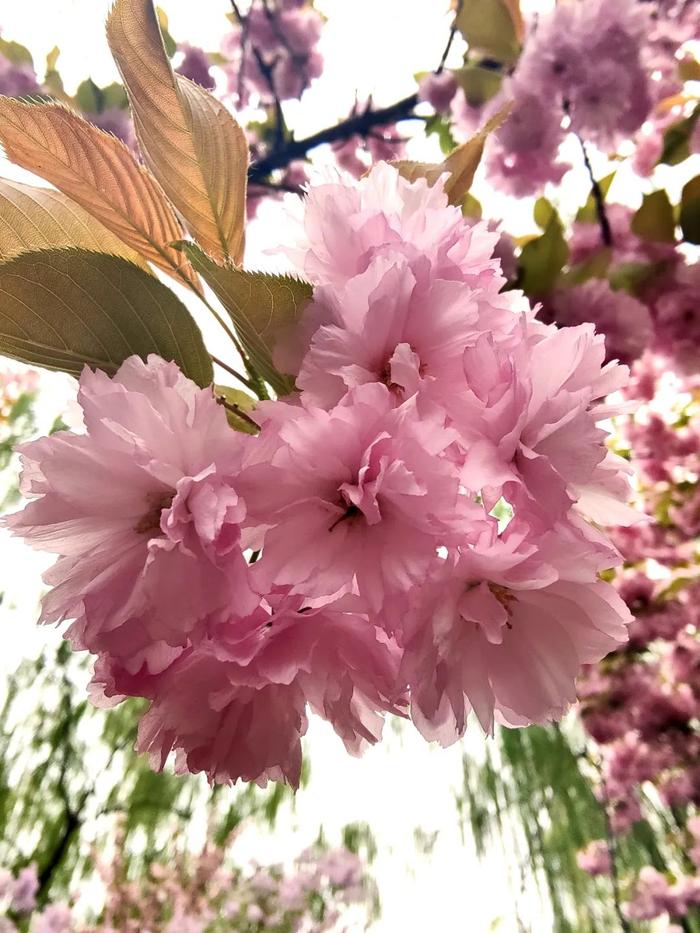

6,356,258,671
239,383,476,610
399,521,630,742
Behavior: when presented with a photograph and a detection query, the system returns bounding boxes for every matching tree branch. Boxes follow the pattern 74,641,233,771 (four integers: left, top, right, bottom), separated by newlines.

437,0,463,74
248,93,420,181
577,134,613,248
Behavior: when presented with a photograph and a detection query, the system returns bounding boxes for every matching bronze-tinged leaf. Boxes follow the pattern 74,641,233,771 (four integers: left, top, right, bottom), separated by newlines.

183,243,312,396
0,97,199,290
631,190,676,244
107,0,248,265
0,177,148,265
391,105,511,206
0,248,212,386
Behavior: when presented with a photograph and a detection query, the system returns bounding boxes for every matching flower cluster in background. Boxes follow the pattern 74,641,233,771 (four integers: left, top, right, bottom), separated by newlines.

0,840,371,932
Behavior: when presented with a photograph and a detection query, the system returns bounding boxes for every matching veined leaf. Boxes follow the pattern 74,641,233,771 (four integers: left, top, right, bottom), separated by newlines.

391,106,510,206
0,177,148,266
0,98,199,290
183,243,312,396
0,248,212,386
107,0,248,265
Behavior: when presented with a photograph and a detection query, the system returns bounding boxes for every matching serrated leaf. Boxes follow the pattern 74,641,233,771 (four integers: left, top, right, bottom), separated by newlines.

0,248,212,386
454,0,523,65
518,215,568,297
575,172,615,224
0,98,200,291
0,177,149,266
182,243,312,395
679,175,700,244
391,105,510,206
631,190,676,244
107,0,248,265
659,104,700,166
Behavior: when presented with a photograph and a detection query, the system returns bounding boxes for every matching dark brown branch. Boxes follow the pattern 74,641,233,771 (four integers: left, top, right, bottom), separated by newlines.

218,396,259,430
248,93,420,181
577,134,613,248
437,0,463,74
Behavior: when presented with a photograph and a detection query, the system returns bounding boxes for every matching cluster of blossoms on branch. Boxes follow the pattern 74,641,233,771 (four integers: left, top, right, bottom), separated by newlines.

0,842,369,931
7,162,636,787
574,355,700,926
421,0,699,196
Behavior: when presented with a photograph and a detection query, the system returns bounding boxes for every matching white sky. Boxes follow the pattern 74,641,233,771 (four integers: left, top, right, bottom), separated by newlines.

0,1,695,930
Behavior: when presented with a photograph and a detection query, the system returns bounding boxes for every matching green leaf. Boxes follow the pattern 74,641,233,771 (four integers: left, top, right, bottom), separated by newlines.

452,62,503,109
631,190,676,244
608,261,659,295
181,243,312,396
424,112,456,156
659,103,700,166
214,384,258,434
461,192,482,219
560,248,612,286
156,6,177,58
454,0,524,65
679,175,700,244
518,215,569,297
575,172,615,223
75,78,102,114
679,56,700,82
44,47,65,99
533,197,555,230
0,248,212,386
0,38,34,67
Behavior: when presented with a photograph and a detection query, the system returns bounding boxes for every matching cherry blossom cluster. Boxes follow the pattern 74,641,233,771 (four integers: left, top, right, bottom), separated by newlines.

425,0,699,196
220,0,323,107
6,163,635,787
574,359,700,925
0,842,369,931
537,200,699,377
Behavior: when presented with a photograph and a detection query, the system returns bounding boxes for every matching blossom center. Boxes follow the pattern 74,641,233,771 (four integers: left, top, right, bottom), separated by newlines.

488,582,517,618
135,491,175,535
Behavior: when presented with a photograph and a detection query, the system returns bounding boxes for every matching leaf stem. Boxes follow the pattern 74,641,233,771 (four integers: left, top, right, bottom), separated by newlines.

211,354,255,390
437,0,463,74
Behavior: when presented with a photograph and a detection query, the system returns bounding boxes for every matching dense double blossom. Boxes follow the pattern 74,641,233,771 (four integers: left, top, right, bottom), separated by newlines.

6,163,636,786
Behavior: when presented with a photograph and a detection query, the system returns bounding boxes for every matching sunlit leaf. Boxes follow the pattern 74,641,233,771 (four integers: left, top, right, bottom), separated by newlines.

679,175,700,244
0,98,200,290
533,197,555,230
452,62,503,109
391,105,511,206
0,37,33,68
454,0,524,64
182,243,312,395
107,0,248,265
575,172,615,224
631,190,676,244
0,248,212,385
0,177,149,266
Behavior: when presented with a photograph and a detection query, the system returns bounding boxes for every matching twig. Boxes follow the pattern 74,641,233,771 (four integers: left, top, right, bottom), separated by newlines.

437,0,463,74
211,354,255,391
248,93,420,181
217,396,259,430
577,134,613,248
